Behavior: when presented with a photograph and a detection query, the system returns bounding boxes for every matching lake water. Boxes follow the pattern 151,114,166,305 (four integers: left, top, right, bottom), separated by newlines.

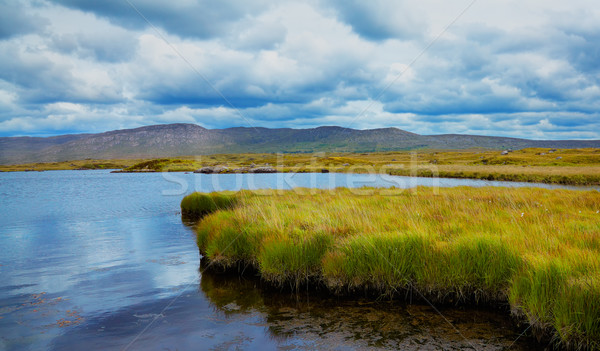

2,170,590,350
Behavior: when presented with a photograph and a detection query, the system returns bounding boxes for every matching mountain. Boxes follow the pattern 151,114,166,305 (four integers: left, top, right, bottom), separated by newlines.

1,123,599,164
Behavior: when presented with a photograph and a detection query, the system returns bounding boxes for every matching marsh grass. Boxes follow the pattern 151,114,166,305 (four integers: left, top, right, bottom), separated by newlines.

180,191,238,220
188,186,600,348
390,166,600,186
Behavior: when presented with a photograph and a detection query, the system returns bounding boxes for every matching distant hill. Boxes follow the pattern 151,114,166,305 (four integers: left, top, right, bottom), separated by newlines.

1,123,599,164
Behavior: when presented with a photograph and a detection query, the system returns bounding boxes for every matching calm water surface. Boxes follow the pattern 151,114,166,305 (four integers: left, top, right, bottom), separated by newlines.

2,170,587,350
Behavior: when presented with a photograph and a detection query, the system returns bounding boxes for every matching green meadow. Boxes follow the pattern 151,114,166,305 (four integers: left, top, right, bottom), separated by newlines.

183,187,600,349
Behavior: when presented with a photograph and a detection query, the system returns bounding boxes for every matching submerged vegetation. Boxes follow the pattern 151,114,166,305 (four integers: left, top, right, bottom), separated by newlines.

2,148,599,185
183,187,600,349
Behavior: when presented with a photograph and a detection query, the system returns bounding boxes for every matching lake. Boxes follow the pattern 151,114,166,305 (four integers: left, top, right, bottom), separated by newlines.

3,170,591,350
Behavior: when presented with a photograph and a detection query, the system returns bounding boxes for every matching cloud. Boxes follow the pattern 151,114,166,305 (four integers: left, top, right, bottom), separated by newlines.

50,29,138,63
49,0,269,39
0,40,124,104
326,0,424,41
0,1,49,39
0,0,599,140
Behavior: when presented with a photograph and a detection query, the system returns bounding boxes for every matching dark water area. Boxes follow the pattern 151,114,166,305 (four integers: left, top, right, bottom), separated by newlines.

0,170,582,350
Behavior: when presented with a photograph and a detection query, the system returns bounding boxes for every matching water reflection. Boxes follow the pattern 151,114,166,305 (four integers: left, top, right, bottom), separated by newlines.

47,263,543,351
199,266,543,350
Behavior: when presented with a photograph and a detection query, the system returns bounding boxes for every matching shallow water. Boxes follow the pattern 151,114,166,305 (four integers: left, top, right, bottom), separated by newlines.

0,170,584,350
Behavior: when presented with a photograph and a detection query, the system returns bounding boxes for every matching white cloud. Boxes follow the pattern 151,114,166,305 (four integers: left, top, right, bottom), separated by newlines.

0,0,598,139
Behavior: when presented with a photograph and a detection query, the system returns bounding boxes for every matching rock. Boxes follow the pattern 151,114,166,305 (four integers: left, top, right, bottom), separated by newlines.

194,165,229,174
556,156,562,160
249,167,276,173
540,153,546,156
501,150,509,155
321,169,329,173
342,163,350,166
222,302,241,311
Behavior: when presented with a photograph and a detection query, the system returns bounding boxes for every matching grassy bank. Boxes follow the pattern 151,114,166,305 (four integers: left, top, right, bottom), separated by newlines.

183,187,600,349
388,165,600,186
3,148,599,185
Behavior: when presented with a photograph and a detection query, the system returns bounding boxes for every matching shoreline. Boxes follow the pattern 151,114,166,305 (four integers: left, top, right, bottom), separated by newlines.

4,166,598,187
200,257,553,346
197,254,562,350
119,168,600,186
2,148,599,185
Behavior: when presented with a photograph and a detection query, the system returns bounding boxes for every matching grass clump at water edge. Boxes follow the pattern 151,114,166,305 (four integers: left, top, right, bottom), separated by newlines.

180,191,239,220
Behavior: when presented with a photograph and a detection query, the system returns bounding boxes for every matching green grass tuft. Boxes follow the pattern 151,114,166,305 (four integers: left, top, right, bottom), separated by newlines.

323,232,433,293
259,231,333,285
180,191,238,220
429,236,522,301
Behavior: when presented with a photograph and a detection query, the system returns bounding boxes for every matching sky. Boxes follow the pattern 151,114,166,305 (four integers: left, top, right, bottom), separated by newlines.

1,0,599,139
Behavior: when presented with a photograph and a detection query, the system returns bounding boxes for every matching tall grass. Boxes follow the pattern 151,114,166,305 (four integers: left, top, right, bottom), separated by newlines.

188,187,600,348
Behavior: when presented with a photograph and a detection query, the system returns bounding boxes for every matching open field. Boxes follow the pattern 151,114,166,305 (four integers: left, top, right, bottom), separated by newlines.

2,148,599,185
183,187,600,349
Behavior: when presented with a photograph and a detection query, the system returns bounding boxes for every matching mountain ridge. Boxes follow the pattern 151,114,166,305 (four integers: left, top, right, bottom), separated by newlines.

1,123,599,164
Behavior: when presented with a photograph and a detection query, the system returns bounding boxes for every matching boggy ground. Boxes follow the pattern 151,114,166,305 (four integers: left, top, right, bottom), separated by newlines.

182,187,600,350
